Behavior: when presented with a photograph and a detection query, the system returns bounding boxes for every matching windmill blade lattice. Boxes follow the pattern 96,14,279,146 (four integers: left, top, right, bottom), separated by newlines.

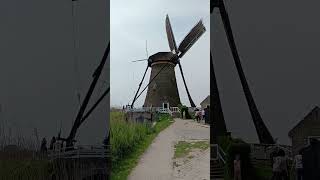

165,15,179,54
178,20,206,58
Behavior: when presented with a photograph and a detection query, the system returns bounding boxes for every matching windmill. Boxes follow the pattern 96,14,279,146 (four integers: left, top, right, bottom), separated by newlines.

131,15,206,108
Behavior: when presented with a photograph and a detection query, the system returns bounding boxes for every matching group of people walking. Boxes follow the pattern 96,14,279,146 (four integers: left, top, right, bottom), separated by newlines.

194,105,210,124
271,149,289,180
40,136,64,154
194,109,205,122
271,148,304,180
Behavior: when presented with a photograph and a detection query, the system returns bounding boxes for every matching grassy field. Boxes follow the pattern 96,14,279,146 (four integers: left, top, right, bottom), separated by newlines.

254,164,273,180
110,111,173,180
0,159,51,180
174,141,209,159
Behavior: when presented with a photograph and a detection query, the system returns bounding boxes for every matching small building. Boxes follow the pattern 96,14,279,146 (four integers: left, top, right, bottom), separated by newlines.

300,139,320,180
288,106,320,155
200,95,210,109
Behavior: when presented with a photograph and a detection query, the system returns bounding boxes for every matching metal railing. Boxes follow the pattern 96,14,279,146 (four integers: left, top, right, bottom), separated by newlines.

211,144,226,164
170,107,180,113
250,143,292,160
125,106,180,114
48,144,110,160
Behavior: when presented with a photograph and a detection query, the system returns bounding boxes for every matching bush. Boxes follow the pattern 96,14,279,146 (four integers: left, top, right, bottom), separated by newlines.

156,113,172,122
177,104,192,119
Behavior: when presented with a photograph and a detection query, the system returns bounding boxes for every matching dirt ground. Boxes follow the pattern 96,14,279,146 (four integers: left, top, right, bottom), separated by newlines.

128,118,210,180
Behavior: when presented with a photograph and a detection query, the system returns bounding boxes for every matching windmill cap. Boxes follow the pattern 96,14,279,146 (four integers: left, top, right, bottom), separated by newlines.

149,52,178,65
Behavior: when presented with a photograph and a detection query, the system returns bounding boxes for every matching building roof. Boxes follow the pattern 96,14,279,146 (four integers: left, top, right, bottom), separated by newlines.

200,95,210,106
288,106,320,137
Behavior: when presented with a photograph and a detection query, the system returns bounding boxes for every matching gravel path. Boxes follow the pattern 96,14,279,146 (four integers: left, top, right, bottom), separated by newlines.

128,118,210,180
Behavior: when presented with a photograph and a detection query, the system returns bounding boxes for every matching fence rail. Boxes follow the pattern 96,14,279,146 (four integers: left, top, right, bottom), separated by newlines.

48,145,110,160
125,107,180,114
250,143,292,160
211,144,226,164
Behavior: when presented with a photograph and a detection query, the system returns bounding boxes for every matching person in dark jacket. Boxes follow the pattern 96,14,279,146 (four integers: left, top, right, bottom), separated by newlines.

40,137,47,153
49,136,56,150
204,105,210,124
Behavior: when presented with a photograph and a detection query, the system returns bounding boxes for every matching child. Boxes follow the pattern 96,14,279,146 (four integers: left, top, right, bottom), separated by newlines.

234,154,241,180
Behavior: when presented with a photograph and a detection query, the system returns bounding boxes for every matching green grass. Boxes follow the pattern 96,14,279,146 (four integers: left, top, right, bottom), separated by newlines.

0,159,51,179
110,112,173,180
174,141,209,159
253,164,273,180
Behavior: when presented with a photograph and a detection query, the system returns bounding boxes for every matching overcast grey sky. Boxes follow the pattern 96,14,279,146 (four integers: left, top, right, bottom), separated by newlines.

0,0,109,145
211,0,320,144
110,0,210,107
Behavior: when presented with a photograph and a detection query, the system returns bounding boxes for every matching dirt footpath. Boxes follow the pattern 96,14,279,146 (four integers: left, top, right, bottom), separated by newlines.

128,118,210,180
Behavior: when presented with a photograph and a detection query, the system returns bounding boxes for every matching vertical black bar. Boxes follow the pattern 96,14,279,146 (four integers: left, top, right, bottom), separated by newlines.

66,43,110,147
218,1,274,144
177,61,196,107
210,52,227,142
131,65,149,107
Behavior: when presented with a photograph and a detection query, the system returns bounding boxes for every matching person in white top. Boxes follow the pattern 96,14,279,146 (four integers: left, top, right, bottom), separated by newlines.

201,109,205,121
272,149,289,180
272,155,282,180
292,151,303,180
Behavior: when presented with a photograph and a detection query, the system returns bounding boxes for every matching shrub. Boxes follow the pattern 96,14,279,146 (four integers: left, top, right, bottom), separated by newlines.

177,104,192,119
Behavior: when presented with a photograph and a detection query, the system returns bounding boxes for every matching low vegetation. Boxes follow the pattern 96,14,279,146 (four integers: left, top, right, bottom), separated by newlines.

0,159,51,179
0,124,52,179
174,141,209,159
110,111,173,180
253,164,273,180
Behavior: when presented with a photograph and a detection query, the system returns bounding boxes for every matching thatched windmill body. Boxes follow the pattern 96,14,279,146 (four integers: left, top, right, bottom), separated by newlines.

131,15,206,108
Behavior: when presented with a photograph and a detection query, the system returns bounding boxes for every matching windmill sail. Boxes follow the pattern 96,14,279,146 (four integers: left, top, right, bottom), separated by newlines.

178,20,206,58
165,15,178,54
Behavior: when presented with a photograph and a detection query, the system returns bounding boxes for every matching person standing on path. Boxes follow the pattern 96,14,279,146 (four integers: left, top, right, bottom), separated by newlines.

194,109,198,122
292,150,304,180
233,154,241,180
204,105,210,124
197,109,201,122
40,137,47,159
271,150,282,180
49,136,56,150
202,109,205,122
279,149,289,180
